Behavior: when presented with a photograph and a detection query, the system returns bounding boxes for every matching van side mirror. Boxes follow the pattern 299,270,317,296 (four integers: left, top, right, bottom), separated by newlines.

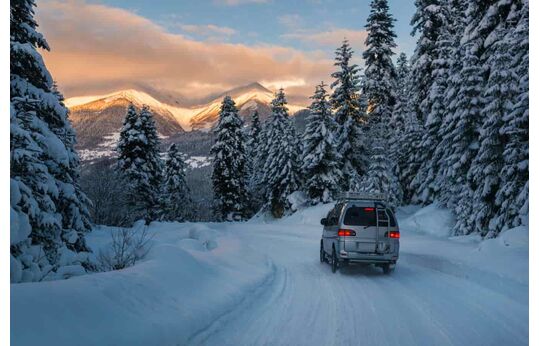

320,218,327,226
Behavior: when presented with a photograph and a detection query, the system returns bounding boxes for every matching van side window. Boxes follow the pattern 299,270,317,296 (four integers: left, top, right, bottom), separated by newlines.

326,208,337,226
343,206,377,226
326,203,345,226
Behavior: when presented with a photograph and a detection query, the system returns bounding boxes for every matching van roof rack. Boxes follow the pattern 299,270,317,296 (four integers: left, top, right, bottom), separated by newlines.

336,192,387,201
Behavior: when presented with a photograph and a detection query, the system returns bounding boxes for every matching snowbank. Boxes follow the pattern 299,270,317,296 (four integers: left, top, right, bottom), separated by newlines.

398,203,455,237
398,204,529,285
11,222,273,346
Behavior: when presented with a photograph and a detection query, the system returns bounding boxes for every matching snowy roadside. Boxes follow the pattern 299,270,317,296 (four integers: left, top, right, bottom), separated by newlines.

11,222,274,346
398,204,529,286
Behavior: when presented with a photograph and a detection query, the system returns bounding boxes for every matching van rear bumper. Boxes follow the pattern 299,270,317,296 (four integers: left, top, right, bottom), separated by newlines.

338,250,398,264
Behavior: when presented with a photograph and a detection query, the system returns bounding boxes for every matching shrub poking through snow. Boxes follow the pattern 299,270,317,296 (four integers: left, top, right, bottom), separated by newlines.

97,223,153,271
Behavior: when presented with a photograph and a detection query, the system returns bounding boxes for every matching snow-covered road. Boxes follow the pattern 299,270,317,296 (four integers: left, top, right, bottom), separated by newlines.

11,204,528,346
190,208,528,346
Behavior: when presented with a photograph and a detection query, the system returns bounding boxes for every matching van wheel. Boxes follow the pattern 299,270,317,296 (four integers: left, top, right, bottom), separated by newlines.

320,241,326,263
331,249,338,273
382,264,393,275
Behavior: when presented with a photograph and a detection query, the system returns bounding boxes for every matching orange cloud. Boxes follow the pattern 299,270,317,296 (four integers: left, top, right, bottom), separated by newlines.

36,0,333,104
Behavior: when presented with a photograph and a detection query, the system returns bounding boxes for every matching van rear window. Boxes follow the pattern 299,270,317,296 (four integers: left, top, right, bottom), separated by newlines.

343,206,377,226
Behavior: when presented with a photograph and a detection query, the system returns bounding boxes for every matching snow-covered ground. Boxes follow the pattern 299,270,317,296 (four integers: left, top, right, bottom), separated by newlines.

185,156,211,169
78,132,210,170
11,204,528,345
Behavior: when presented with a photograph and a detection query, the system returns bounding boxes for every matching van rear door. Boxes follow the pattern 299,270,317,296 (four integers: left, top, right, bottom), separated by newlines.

342,205,379,253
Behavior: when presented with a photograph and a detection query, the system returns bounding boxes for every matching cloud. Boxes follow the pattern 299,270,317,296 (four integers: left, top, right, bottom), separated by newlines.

36,0,332,104
213,0,269,6
175,23,237,42
282,28,368,50
277,14,304,30
179,24,236,37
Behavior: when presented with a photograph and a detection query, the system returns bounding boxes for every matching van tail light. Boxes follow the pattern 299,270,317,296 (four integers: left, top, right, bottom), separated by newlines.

389,231,400,239
364,207,375,212
338,229,356,237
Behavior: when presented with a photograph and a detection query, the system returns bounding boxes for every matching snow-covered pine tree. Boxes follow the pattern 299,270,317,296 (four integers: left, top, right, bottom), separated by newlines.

361,0,401,205
443,0,517,235
389,53,410,162
410,2,453,204
50,83,93,256
261,89,301,217
330,40,368,190
246,110,262,185
301,82,343,204
360,121,403,208
210,96,249,221
116,104,163,222
409,0,446,124
160,143,191,222
246,110,265,213
467,23,519,237
363,0,398,124
10,0,92,282
390,53,422,203
138,105,164,218
495,0,529,233
399,110,424,204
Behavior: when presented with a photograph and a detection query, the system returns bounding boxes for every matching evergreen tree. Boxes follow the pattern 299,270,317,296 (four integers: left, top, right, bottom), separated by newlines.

261,89,301,217
411,3,453,203
210,96,249,221
409,0,446,123
360,121,403,207
362,0,400,205
160,143,191,222
399,112,424,203
467,26,518,236
495,0,529,233
10,0,92,282
389,53,410,159
390,53,422,203
139,105,164,215
330,40,368,190
116,104,163,221
301,83,343,203
246,111,264,212
363,0,398,125
246,110,262,185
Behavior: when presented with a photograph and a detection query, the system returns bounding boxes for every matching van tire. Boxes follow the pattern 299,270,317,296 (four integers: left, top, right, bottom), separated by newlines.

320,241,326,263
331,248,338,273
382,264,393,275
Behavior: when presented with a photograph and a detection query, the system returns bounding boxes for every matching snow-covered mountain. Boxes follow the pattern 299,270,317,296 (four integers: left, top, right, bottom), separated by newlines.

67,83,306,163
188,82,304,130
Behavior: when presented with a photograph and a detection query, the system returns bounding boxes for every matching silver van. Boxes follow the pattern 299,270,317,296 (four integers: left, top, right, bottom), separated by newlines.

320,193,399,274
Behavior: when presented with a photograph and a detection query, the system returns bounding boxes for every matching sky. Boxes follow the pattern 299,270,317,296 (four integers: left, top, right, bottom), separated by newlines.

36,0,416,105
